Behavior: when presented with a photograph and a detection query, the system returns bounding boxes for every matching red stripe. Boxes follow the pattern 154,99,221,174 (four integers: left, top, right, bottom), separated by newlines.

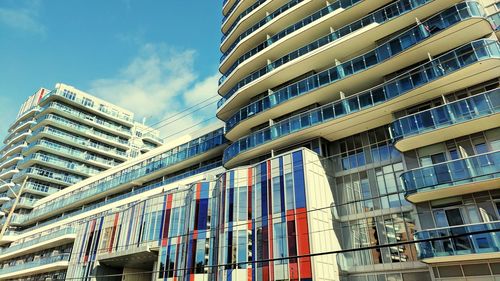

108,213,120,253
296,207,312,278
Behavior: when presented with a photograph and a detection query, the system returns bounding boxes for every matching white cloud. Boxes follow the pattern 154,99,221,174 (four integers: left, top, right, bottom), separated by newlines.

0,1,45,35
89,43,221,139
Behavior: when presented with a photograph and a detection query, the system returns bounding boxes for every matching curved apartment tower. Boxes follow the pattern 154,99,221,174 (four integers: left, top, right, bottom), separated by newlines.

217,0,500,280
0,83,162,230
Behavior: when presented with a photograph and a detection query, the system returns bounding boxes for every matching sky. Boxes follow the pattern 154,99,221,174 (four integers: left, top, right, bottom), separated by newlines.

0,0,224,141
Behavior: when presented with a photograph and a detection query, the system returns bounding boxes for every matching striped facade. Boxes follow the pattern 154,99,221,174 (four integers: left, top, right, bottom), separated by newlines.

66,148,338,281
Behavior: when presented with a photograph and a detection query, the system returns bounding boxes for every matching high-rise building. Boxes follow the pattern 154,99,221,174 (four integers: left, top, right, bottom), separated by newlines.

0,0,499,280
0,83,162,231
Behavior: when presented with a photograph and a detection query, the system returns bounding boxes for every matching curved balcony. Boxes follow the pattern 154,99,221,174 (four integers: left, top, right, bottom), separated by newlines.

0,154,23,171
0,193,9,204
40,102,132,138
220,0,378,79
220,0,443,96
2,128,31,147
415,221,500,263
222,39,500,167
7,107,40,133
0,183,14,193
5,119,36,141
220,0,316,58
33,114,130,150
219,1,492,131
391,89,500,151
11,166,84,187
18,153,102,177
28,127,128,161
141,132,163,145
0,166,19,180
0,141,27,161
401,151,500,203
221,0,270,39
0,227,75,261
221,0,270,40
0,254,70,280
222,0,239,16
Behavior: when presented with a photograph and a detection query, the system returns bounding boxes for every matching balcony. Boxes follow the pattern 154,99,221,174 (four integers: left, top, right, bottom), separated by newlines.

40,102,132,138
0,154,23,171
415,221,500,263
0,141,27,161
23,139,118,169
33,114,130,150
221,0,270,40
39,89,134,126
401,151,500,203
18,153,102,177
220,0,444,98
5,119,36,141
220,0,382,82
11,166,84,187
391,89,500,151
0,227,75,261
0,193,9,204
141,132,163,145
219,1,493,133
28,126,128,161
8,181,60,197
0,254,70,280
222,39,500,167
7,107,40,133
1,197,37,211
0,166,18,180
2,129,31,148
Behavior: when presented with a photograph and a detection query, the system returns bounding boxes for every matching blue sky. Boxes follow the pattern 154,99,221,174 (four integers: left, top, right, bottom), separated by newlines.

0,0,224,140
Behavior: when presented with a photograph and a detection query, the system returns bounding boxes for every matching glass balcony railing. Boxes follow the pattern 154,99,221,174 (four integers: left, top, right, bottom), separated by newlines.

17,160,222,231
41,89,133,123
2,197,37,210
12,166,84,186
37,114,129,146
30,127,128,158
219,0,435,89
22,131,226,224
401,150,500,197
19,153,102,176
222,0,268,40
3,128,31,146
221,0,299,51
6,119,35,138
221,0,360,82
141,131,163,144
43,102,132,135
11,181,61,196
0,153,23,167
0,166,18,176
26,140,120,167
0,192,9,199
222,0,241,24
8,107,40,132
415,221,500,260
1,140,27,156
391,89,500,141
223,39,500,164
220,1,487,126
0,227,75,257
0,254,71,275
